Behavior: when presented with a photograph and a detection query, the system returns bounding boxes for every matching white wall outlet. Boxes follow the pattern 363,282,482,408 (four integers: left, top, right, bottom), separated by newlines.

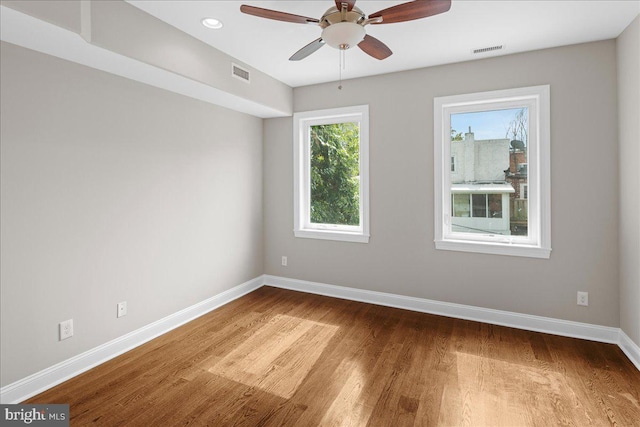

59,319,73,340
577,291,589,306
281,256,288,266
117,301,127,318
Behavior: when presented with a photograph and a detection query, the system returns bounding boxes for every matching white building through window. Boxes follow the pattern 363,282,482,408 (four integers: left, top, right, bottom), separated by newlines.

293,105,370,243
434,86,551,258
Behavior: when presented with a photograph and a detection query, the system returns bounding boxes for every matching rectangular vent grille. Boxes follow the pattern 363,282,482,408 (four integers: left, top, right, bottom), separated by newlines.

472,45,504,54
232,63,250,83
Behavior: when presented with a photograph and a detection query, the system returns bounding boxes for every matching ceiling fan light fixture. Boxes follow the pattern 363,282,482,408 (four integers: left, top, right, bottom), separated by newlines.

321,22,365,50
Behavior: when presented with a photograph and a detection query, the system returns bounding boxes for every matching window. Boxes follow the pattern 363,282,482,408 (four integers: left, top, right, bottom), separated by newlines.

294,105,369,243
452,194,503,219
434,85,551,258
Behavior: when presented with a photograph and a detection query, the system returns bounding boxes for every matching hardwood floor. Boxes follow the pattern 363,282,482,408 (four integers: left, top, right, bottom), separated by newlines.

27,287,640,426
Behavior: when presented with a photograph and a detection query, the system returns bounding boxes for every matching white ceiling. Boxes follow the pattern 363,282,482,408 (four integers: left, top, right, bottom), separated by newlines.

128,1,639,88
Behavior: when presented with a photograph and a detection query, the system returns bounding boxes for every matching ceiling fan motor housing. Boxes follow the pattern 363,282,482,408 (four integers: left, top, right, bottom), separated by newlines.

320,6,365,26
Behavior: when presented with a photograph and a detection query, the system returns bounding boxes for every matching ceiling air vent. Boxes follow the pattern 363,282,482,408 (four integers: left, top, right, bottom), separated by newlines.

472,45,504,55
231,63,250,83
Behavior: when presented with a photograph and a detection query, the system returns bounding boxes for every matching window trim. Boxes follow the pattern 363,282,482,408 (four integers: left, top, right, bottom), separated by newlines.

434,85,551,258
293,105,370,243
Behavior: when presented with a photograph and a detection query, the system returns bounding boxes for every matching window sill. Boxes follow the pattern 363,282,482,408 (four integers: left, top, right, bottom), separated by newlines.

294,229,369,243
435,239,551,259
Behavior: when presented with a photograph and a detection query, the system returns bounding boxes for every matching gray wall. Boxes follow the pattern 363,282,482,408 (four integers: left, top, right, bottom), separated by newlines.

264,40,620,328
0,42,264,386
617,16,640,347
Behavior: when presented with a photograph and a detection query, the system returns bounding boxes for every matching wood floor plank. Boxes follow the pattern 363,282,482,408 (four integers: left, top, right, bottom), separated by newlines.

25,287,640,426
287,303,396,426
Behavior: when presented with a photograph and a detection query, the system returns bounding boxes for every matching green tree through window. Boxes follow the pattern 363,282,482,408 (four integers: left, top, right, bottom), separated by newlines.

310,122,360,226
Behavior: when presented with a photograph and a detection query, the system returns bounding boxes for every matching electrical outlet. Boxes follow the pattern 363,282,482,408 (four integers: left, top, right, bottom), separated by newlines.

117,301,127,318
59,319,73,340
577,291,589,306
281,256,288,266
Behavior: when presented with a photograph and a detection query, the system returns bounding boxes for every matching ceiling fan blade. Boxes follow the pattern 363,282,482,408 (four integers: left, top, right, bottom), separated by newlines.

240,5,319,25
358,35,392,60
369,0,451,24
334,0,356,12
289,38,326,61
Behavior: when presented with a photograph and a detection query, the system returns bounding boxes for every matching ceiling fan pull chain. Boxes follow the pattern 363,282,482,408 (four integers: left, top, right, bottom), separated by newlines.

338,50,344,90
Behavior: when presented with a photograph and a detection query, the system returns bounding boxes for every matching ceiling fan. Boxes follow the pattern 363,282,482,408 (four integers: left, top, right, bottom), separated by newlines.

240,0,452,61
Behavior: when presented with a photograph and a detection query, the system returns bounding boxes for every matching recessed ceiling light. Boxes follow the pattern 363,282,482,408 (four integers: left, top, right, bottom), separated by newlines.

201,18,223,29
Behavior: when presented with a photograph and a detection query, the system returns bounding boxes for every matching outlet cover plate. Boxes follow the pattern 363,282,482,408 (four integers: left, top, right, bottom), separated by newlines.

59,319,73,340
577,291,589,306
117,301,127,318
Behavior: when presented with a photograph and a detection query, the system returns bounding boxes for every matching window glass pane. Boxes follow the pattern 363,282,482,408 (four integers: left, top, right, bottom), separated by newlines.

309,122,360,226
450,108,528,236
488,194,502,218
472,194,487,217
452,194,470,217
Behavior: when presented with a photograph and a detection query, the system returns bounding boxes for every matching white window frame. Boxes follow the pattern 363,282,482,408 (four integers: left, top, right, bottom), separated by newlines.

434,85,551,258
293,105,370,243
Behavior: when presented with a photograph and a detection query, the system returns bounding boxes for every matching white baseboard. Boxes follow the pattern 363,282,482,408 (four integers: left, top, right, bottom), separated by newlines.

264,275,622,345
619,330,640,371
0,276,263,404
